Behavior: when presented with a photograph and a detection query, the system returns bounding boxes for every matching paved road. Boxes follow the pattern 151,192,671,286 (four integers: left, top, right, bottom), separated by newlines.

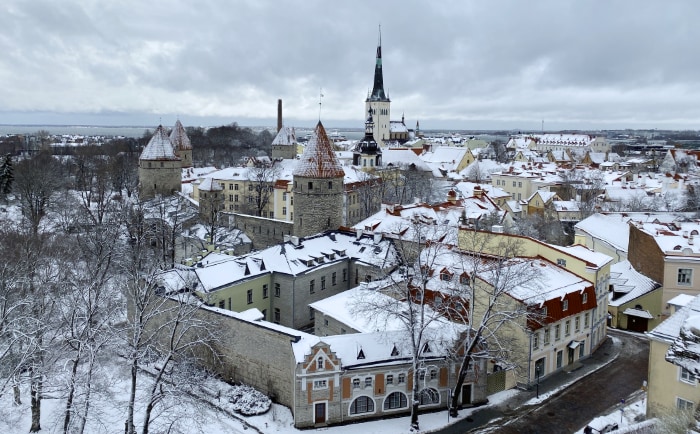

473,330,649,433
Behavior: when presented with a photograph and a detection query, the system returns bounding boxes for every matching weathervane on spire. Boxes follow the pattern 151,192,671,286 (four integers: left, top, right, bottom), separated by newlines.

319,87,324,121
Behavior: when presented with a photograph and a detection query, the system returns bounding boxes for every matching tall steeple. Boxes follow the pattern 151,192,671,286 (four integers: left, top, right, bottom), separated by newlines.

369,27,388,102
365,25,391,148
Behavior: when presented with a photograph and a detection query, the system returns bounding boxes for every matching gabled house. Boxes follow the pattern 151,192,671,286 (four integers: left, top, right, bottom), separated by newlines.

608,260,662,332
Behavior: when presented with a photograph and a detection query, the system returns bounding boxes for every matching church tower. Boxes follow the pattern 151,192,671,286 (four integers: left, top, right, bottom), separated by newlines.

292,121,345,238
353,108,382,170
138,125,182,200
365,28,390,147
170,120,193,168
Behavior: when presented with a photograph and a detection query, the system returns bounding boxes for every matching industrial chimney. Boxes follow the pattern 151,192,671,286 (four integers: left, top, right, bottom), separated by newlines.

277,99,283,132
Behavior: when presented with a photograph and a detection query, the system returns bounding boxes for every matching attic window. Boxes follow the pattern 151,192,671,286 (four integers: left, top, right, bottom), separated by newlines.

440,272,452,282
422,343,432,354
674,245,682,251
357,348,366,360
556,258,567,267
391,345,400,356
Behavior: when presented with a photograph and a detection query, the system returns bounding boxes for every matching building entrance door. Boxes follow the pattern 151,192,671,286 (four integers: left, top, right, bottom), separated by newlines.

314,402,326,424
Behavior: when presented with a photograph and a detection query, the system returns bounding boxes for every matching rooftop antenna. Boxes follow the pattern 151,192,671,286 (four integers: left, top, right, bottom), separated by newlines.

318,87,324,121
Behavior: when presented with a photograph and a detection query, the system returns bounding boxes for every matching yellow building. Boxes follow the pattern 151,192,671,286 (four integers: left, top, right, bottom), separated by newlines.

647,295,700,420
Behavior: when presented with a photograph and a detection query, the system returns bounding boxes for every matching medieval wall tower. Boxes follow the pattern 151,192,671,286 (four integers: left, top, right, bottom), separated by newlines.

365,29,390,147
170,119,193,168
138,124,182,200
292,121,345,238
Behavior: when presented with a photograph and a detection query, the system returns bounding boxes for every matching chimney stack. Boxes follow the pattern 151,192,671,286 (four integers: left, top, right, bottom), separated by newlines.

277,99,283,132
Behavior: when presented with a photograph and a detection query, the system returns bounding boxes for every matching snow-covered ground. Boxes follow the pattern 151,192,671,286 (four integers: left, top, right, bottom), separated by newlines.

0,355,521,434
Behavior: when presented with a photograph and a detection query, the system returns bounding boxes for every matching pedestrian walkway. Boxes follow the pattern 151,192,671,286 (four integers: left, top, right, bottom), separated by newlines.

432,335,621,434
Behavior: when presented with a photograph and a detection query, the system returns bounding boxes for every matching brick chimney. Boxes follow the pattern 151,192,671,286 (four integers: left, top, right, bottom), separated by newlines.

277,99,283,133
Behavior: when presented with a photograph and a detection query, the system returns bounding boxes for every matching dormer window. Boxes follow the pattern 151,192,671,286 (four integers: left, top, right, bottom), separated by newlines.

422,343,432,354
391,345,400,356
562,300,569,311
317,357,324,370
440,272,452,282
357,348,366,360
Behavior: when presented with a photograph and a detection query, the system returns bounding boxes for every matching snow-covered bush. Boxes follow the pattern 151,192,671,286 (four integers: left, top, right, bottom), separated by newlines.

227,385,271,416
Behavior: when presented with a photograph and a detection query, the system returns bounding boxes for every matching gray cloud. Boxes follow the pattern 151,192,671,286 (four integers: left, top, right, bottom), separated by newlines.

1,0,699,130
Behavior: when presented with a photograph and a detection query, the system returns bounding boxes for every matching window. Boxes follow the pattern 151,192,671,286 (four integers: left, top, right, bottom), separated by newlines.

562,300,569,311
556,350,563,369
418,388,440,406
533,332,539,349
261,309,267,319
544,328,550,344
317,357,324,370
513,181,516,187
282,206,287,215
384,392,407,410
332,272,337,286
274,283,280,297
680,367,696,385
554,324,561,341
386,375,393,385
575,316,580,331
343,269,347,281
398,373,406,384
419,370,426,381
309,279,315,294
518,182,522,187
234,194,239,202
308,181,313,190
228,194,233,201
542,305,547,317
365,377,373,387
557,258,567,267
234,184,239,191
677,397,694,411
263,284,268,299
328,181,333,190
313,379,327,389
309,307,315,321
321,276,326,290
352,378,360,389
430,369,438,380
228,298,231,310
582,292,588,304
584,312,590,327
678,268,693,286
350,396,374,415
565,320,571,336
460,274,469,285
218,300,225,309
246,289,253,304
440,272,452,281
274,308,280,324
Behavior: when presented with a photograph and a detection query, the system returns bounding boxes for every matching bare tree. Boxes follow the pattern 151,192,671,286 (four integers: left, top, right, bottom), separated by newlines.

120,202,219,434
14,151,64,235
353,221,457,431
447,229,543,416
243,163,280,217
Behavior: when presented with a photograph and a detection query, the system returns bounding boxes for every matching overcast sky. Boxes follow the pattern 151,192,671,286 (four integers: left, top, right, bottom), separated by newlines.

1,0,698,131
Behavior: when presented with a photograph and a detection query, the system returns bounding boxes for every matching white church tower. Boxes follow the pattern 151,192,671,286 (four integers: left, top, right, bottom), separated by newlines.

365,28,390,147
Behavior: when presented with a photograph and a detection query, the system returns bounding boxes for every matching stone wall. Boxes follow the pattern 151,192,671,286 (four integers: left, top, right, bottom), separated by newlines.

151,297,299,409
232,213,293,250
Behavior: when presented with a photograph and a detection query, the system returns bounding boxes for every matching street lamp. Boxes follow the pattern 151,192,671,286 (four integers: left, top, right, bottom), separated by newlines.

535,365,541,399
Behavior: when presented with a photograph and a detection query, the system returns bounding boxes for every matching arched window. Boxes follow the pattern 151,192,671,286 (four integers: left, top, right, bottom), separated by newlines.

349,396,375,414
383,392,408,410
418,388,440,406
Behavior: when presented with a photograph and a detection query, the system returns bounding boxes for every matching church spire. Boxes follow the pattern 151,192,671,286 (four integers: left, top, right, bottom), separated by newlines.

368,25,388,102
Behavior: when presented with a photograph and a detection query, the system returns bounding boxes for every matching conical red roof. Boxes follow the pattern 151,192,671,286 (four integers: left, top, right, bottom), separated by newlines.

293,121,344,178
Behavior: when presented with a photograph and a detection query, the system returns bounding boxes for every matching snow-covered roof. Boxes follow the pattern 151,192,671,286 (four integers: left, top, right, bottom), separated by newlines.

648,294,700,343
608,260,660,307
389,121,408,133
140,125,180,161
575,213,632,253
169,120,192,150
293,121,344,178
496,258,592,306
199,178,223,191
271,126,296,146
381,149,431,171
177,231,398,293
668,294,696,309
550,244,614,269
